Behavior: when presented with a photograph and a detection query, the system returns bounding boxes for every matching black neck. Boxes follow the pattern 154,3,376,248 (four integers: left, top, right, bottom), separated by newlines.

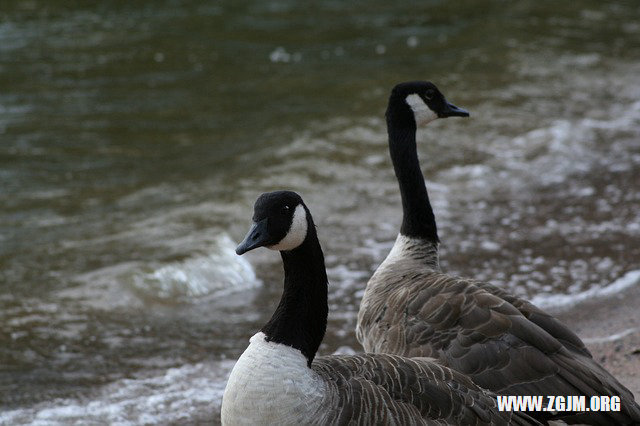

386,102,439,243
261,215,328,367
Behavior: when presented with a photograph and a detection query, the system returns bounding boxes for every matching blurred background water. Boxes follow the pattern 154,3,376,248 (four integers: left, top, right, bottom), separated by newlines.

1,0,640,424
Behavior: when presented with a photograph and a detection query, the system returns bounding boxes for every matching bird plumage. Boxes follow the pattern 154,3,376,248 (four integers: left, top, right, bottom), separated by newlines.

356,81,640,424
223,191,537,425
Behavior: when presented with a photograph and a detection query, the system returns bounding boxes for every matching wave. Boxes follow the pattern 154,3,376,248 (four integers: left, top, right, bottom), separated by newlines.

531,269,640,309
128,234,260,303
61,233,260,309
0,360,234,425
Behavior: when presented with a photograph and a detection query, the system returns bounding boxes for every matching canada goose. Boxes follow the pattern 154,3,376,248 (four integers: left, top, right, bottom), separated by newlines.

221,191,536,425
356,81,640,424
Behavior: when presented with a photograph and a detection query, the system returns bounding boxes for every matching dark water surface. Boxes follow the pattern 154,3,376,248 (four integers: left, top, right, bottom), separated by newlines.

2,1,640,423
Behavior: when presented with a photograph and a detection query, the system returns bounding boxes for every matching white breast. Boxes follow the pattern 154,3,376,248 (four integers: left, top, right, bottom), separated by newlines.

221,332,326,425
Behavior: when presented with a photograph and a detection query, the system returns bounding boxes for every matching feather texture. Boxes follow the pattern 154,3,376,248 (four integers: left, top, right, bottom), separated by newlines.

357,81,640,424
357,236,640,424
224,191,539,425
223,333,537,425
313,353,536,425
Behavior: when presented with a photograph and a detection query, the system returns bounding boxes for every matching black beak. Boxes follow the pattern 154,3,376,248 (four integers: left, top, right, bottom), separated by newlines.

236,218,270,255
439,101,470,118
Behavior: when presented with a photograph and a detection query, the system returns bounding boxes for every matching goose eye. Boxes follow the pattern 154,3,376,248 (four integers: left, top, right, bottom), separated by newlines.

282,205,290,214
425,89,435,100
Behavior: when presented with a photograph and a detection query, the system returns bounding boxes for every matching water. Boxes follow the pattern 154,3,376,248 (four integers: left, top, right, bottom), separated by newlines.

2,1,640,423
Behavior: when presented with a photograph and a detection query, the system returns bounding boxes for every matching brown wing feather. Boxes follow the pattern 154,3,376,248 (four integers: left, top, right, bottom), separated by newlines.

357,265,640,424
312,353,538,425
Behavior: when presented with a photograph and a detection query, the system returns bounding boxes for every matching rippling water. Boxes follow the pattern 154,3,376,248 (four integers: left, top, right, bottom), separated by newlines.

2,1,640,424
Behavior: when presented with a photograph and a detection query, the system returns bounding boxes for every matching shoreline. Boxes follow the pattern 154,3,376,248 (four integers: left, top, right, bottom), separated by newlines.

550,278,640,401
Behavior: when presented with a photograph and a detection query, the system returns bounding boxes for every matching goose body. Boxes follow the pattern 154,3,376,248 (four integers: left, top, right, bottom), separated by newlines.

356,81,640,425
222,191,536,426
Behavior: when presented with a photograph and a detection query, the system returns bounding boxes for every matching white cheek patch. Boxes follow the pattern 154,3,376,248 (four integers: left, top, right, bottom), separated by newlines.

405,93,439,126
269,204,308,251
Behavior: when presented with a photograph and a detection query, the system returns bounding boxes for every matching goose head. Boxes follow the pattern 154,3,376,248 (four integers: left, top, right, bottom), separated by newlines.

387,81,469,127
236,190,309,255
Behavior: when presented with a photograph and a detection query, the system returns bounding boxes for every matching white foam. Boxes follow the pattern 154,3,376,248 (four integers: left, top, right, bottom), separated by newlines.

583,327,639,344
0,360,235,425
531,269,640,309
332,346,357,355
60,234,260,308
135,257,255,300
130,234,260,302
269,46,301,63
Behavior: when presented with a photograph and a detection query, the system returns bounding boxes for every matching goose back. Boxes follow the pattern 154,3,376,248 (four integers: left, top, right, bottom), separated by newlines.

357,254,640,424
